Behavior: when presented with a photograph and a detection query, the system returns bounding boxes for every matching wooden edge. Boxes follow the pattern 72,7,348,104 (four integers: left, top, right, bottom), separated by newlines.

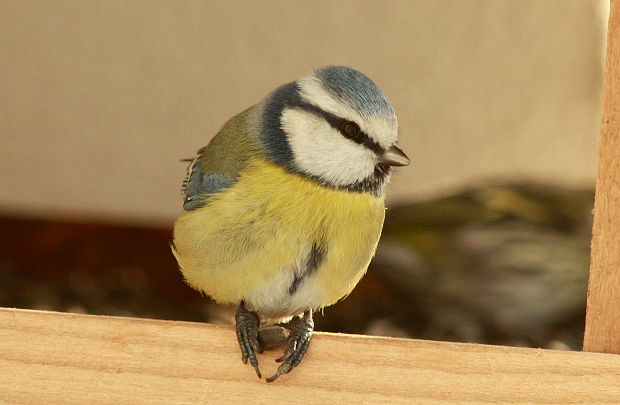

1,307,620,404
583,0,620,353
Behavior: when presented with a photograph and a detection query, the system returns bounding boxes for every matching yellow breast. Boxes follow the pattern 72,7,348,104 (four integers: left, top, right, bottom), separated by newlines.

172,157,385,313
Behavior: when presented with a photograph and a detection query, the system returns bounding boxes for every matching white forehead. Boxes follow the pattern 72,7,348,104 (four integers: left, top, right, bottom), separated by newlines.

297,74,399,149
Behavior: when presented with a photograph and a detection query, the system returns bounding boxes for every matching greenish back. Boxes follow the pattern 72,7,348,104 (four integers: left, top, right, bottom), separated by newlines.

182,104,264,210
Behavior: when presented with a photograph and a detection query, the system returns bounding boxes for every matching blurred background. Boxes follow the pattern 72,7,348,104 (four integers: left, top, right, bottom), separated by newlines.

0,1,609,350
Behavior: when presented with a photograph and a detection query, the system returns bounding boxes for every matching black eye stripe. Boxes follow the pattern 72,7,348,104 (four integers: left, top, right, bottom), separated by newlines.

296,101,384,154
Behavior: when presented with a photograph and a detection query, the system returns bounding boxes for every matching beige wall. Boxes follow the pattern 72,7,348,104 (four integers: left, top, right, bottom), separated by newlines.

0,1,608,227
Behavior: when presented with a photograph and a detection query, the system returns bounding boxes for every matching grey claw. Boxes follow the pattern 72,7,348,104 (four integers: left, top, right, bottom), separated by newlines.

235,302,262,379
267,310,313,382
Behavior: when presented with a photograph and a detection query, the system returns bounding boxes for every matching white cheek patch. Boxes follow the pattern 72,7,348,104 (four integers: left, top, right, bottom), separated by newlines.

297,75,398,149
281,108,377,187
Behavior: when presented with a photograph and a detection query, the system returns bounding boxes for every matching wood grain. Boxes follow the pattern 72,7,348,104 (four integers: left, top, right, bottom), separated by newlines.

583,0,620,354
1,308,620,404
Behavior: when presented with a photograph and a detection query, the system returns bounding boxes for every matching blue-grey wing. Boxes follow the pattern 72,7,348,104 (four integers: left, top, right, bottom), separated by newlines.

181,153,232,211
180,105,262,211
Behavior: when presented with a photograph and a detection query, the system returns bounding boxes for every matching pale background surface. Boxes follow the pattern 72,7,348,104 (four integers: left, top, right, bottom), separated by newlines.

0,1,608,227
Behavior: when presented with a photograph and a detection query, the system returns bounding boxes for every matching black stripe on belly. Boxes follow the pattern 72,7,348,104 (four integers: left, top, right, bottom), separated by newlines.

289,242,327,295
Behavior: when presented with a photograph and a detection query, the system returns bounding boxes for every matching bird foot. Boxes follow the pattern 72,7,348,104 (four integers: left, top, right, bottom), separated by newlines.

266,310,314,383
235,302,263,379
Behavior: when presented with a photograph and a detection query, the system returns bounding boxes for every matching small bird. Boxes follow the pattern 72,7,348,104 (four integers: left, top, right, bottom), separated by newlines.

172,66,409,382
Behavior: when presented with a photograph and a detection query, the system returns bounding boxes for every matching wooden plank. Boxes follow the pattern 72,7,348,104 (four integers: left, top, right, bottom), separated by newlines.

1,308,620,404
583,0,620,354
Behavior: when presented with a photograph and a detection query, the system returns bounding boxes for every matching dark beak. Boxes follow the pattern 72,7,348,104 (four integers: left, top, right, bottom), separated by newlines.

379,145,410,166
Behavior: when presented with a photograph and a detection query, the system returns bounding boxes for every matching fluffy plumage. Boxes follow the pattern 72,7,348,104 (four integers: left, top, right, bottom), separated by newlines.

172,66,408,381
174,157,385,318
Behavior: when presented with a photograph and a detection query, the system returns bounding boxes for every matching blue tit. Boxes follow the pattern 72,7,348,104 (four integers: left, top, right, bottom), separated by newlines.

171,66,409,382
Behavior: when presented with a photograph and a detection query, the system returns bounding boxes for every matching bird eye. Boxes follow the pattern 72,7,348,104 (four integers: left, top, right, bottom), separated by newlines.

340,121,360,139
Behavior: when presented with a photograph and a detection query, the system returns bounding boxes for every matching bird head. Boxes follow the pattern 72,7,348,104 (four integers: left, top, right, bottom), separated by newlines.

260,66,409,196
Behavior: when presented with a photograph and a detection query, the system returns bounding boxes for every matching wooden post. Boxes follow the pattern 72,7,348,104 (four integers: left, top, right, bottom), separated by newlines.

3,308,620,403
583,0,620,353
